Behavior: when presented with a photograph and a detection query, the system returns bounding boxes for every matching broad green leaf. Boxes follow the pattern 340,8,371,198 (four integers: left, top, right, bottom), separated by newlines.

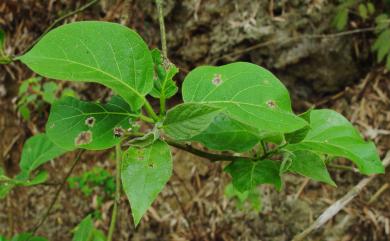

121,140,172,226
17,21,154,110
192,113,261,152
24,170,49,186
19,134,67,174
182,62,307,135
46,96,137,150
373,30,390,62
150,49,178,99
163,103,222,140
286,109,384,175
224,159,282,192
288,150,336,186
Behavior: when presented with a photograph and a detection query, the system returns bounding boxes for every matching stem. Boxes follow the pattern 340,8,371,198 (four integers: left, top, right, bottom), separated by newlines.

139,114,155,123
165,139,255,162
155,0,167,58
143,100,159,122
107,144,122,241
155,0,168,115
29,150,84,238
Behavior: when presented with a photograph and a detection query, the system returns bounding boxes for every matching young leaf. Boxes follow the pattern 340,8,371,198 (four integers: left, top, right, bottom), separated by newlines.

149,49,178,99
333,8,349,30
46,96,137,150
17,21,154,110
191,113,262,152
182,62,307,135
367,2,375,15
224,159,282,192
288,150,336,186
42,82,58,104
19,134,67,174
121,140,172,226
71,216,106,241
163,103,222,140
286,109,384,175
358,4,368,20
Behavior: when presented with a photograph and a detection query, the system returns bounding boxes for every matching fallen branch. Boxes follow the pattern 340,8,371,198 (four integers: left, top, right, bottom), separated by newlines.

292,151,390,241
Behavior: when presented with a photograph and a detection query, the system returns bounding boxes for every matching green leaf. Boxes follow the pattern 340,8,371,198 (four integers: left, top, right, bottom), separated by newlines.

163,103,222,140
224,183,261,212
20,134,67,174
224,159,282,192
46,96,137,151
72,215,94,241
386,53,390,70
192,113,262,152
288,150,336,186
0,182,14,199
358,4,368,20
121,140,172,226
333,8,349,30
367,2,375,15
127,129,159,148
182,62,307,135
285,109,311,144
42,82,58,104
10,233,48,241
373,30,390,62
17,21,154,110
150,49,178,99
286,109,384,175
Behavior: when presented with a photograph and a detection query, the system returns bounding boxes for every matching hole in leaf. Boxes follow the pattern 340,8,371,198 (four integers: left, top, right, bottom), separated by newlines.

85,116,95,127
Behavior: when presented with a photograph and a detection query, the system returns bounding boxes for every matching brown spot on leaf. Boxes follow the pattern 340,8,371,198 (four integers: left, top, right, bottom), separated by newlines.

75,131,93,146
113,126,125,138
85,117,95,127
212,74,222,86
266,100,277,108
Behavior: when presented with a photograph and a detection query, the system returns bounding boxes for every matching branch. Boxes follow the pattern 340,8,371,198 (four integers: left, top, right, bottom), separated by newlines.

165,139,255,162
292,151,390,241
28,150,84,237
20,0,99,56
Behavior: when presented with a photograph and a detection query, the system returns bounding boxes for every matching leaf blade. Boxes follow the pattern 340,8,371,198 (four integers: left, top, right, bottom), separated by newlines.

18,21,153,110
121,140,172,225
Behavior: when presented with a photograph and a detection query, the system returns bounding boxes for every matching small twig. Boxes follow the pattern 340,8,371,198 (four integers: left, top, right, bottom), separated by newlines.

165,139,255,162
327,163,358,172
20,0,99,55
214,27,376,63
155,0,167,58
292,151,390,241
295,178,310,200
107,144,122,241
28,150,84,237
368,183,389,204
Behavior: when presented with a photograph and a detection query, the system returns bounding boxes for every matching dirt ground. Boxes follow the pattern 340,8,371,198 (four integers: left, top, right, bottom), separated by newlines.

0,1,389,240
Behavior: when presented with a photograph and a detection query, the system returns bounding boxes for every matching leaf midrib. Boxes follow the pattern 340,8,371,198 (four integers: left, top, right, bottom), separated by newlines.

23,56,145,100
